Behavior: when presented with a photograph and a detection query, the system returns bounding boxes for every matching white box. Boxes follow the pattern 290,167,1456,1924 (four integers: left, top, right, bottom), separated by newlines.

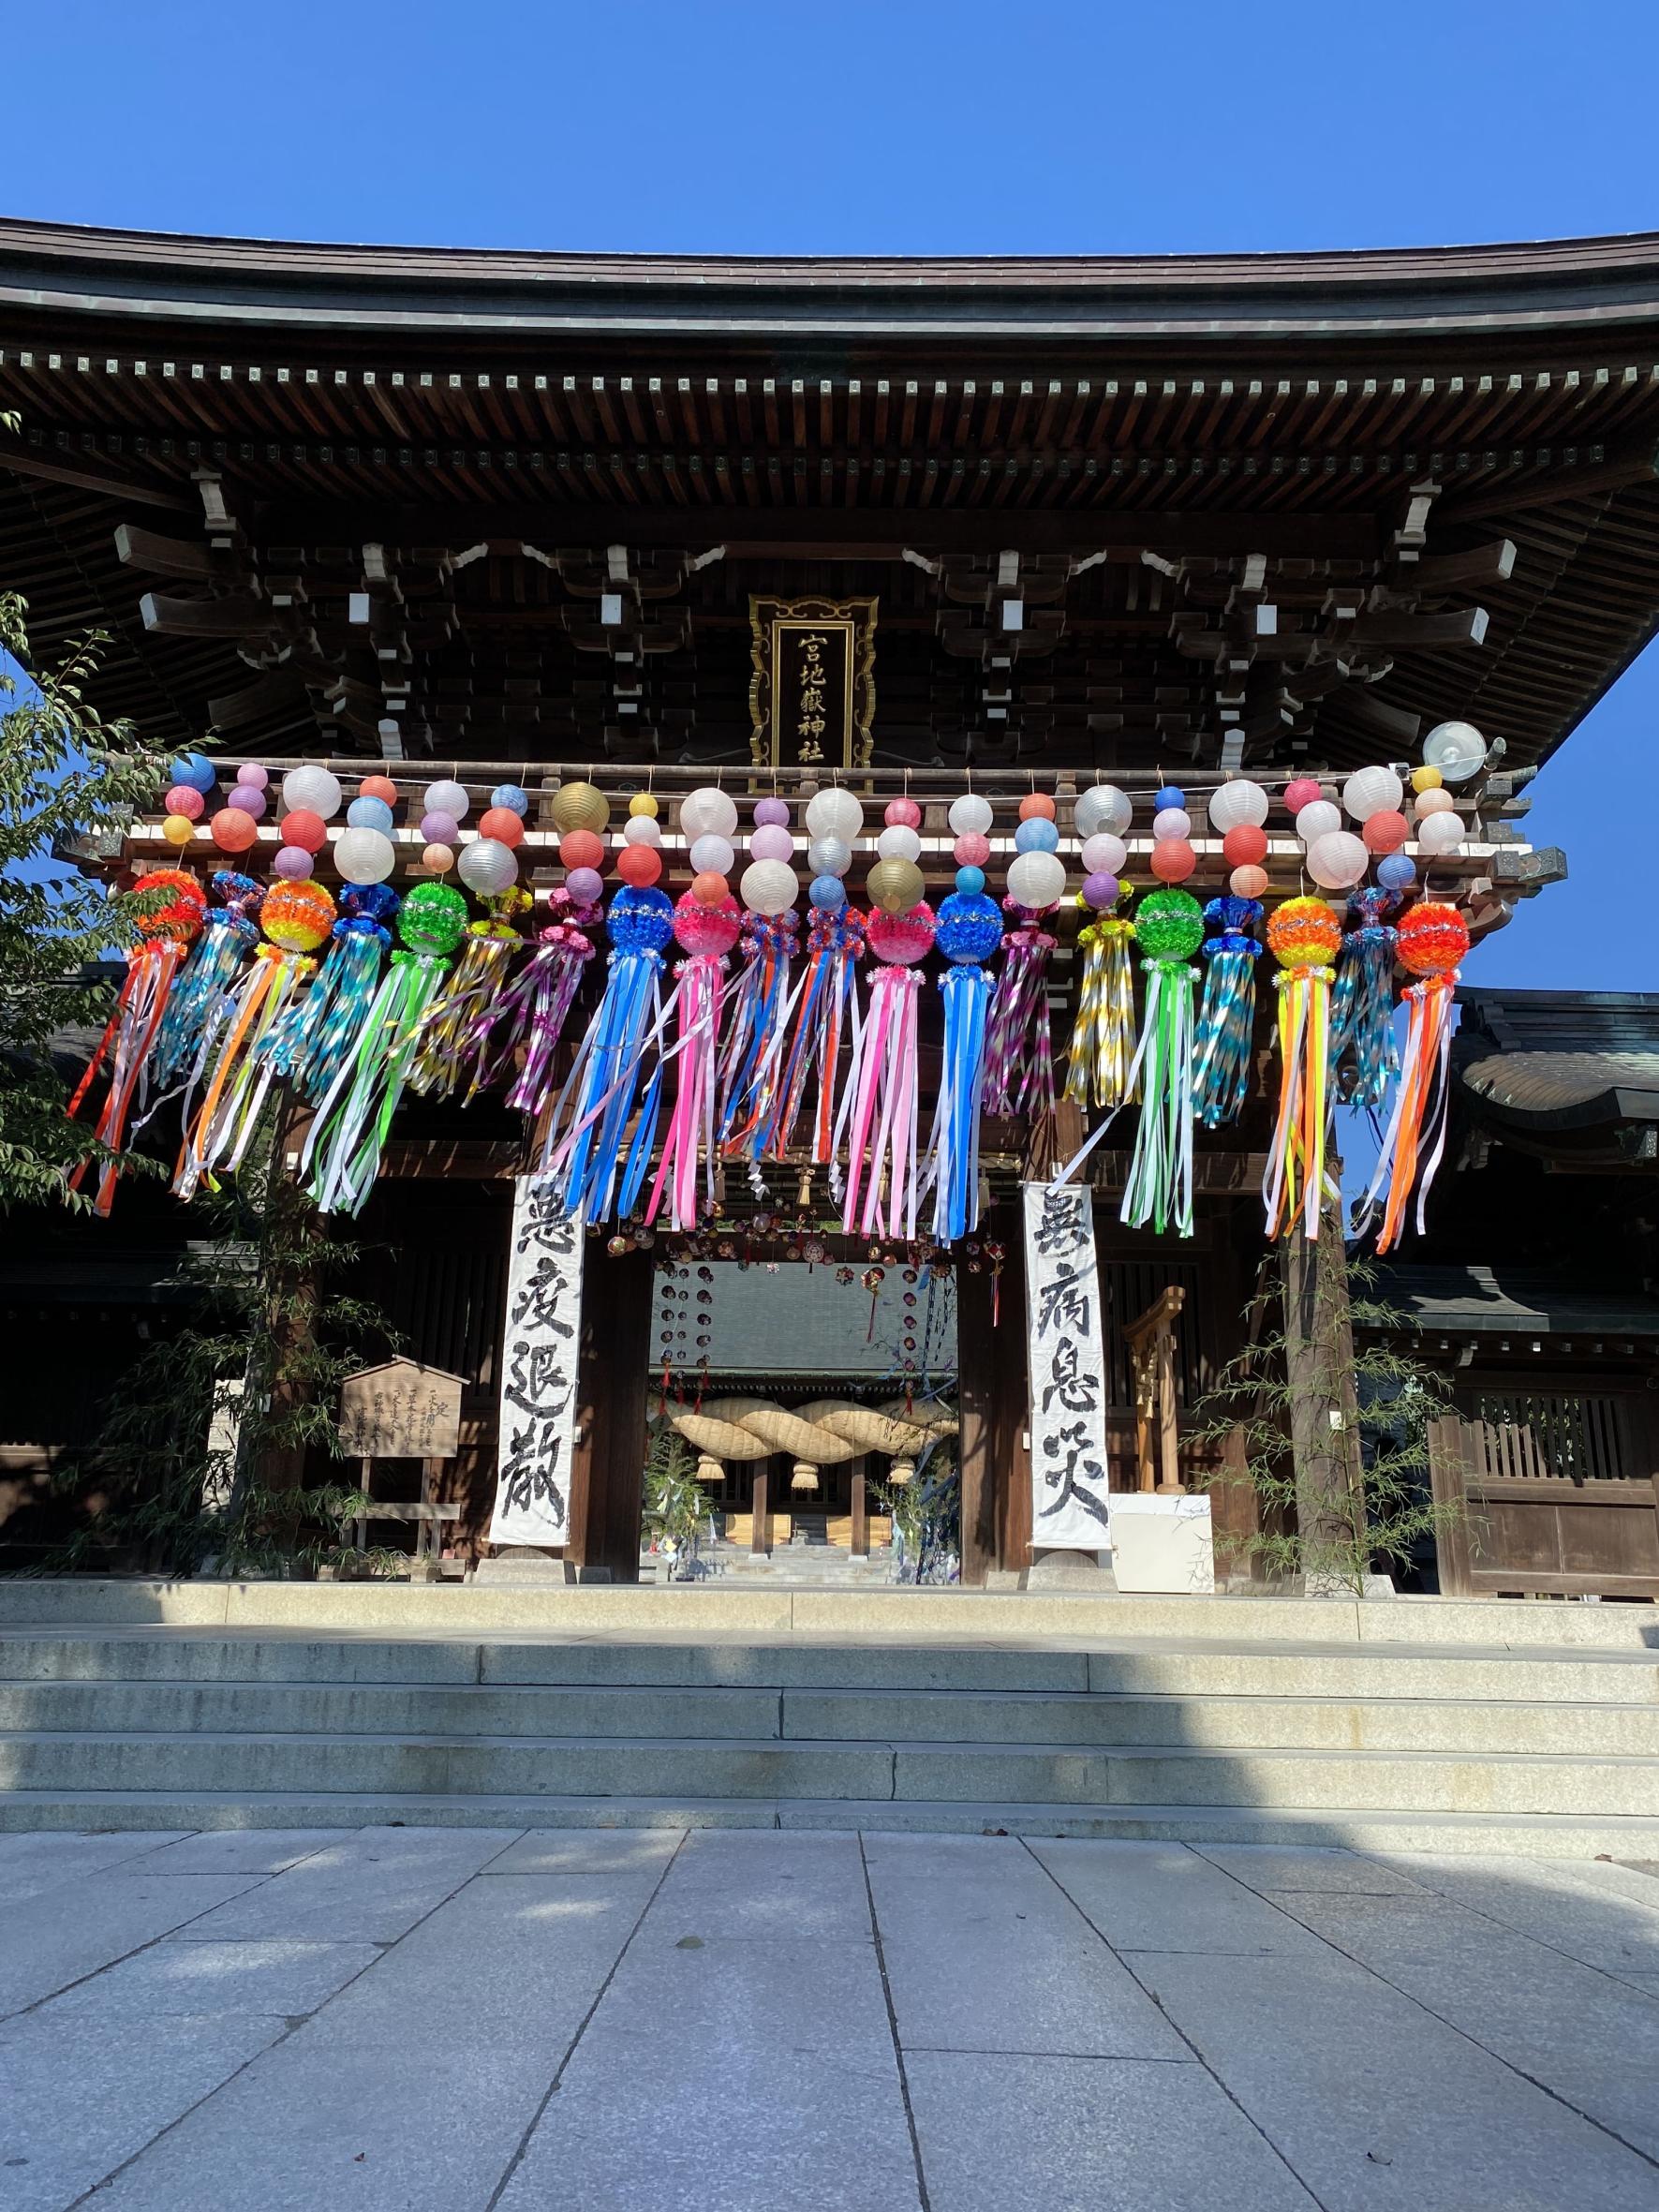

1107,1493,1215,1596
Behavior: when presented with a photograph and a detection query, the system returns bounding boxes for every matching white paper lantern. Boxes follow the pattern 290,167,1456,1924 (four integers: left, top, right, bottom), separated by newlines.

1206,779,1268,834
807,836,852,878
423,778,470,822
1341,765,1404,823
458,837,519,894
877,824,922,863
740,858,799,916
1414,786,1455,820
334,825,396,883
1295,799,1342,845
948,792,994,838
688,833,735,876
1006,849,1066,909
803,787,865,844
1416,810,1466,856
1306,830,1369,891
623,815,662,848
679,786,740,841
281,765,342,821
1074,783,1132,839
1080,832,1127,876
1422,720,1486,785
1152,807,1192,842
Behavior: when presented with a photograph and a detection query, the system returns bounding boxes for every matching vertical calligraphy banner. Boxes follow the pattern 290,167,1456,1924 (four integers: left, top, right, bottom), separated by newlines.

489,1173,585,1548
1022,1180,1113,1551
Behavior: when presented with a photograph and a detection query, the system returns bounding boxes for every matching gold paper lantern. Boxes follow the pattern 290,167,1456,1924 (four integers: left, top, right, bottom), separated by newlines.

867,857,924,913
629,792,659,819
551,779,610,836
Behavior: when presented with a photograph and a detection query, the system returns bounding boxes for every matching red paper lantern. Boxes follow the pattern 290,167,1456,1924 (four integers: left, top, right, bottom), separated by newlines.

1222,824,1268,868
279,808,328,854
1150,839,1196,883
478,806,526,848
1017,792,1056,821
1362,809,1409,854
1282,777,1324,815
616,842,662,888
691,869,729,907
559,828,605,874
358,775,398,806
210,807,258,854
883,796,923,829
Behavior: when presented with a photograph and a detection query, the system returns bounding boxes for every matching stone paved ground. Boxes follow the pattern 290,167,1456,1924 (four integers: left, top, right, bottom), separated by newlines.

3,1829,1659,2210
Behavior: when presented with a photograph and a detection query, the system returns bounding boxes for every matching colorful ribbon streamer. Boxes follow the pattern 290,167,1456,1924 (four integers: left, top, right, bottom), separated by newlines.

1262,897,1342,1241
842,903,934,1242
407,889,530,1101
925,890,1001,1244
717,909,798,1152
1119,889,1205,1240
1192,895,1263,1130
258,884,399,1105
1358,902,1470,1252
1328,885,1401,1110
1063,912,1137,1110
983,901,1058,1120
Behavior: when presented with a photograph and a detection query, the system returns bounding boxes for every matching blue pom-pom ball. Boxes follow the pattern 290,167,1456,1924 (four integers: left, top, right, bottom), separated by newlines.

810,873,848,911
1014,816,1059,854
1155,784,1186,813
347,795,394,832
955,864,985,897
1376,854,1417,893
171,751,216,794
935,889,1003,965
605,883,675,955
490,783,530,817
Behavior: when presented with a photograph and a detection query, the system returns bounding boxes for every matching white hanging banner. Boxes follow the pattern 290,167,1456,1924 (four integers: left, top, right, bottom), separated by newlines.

1022,1180,1113,1550
489,1173,585,1548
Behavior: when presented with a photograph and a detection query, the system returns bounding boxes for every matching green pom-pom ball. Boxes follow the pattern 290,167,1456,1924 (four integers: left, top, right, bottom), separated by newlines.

1133,886,1205,962
398,879,469,957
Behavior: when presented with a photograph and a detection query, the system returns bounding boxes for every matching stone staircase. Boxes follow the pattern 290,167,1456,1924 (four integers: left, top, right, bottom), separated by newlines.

3,1598,1659,1852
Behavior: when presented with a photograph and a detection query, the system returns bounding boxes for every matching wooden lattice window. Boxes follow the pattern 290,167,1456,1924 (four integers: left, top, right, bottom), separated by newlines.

1463,1391,1638,1483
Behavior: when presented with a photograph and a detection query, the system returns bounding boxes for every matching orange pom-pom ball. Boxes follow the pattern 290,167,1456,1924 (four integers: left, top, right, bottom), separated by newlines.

616,842,663,889
1266,895,1342,971
478,806,526,848
1017,792,1056,822
359,775,398,806
559,829,605,874
1362,809,1409,854
210,807,259,854
1150,838,1196,883
1397,900,1469,979
691,869,730,907
1222,824,1268,868
262,878,336,953
130,868,208,944
279,808,328,854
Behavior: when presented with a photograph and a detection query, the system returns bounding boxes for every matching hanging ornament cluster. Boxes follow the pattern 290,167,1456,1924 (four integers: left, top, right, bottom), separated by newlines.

1119,888,1205,1238
842,901,933,1241
1262,895,1343,1240
259,883,400,1105
1328,886,1401,1108
1149,782,1196,885
1192,895,1263,1130
926,886,1001,1242
1360,901,1471,1252
1207,778,1271,900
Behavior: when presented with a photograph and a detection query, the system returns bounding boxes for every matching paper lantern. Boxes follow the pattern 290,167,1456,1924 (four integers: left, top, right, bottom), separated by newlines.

548,779,606,836
1397,900,1469,977
1017,792,1055,822
1362,809,1409,854
805,787,864,843
162,814,195,849
487,783,528,816
691,869,730,907
359,774,397,805
1342,765,1404,823
623,814,662,848
1014,817,1059,854
1149,839,1196,884
459,837,520,895
807,836,851,877
689,833,735,877
558,829,605,874
617,843,662,889
210,807,259,854
1222,824,1267,868
1410,765,1443,795
948,791,994,838
282,765,341,819
955,864,986,897
336,826,396,883
164,785,204,820
629,791,659,819
1230,864,1269,899
1414,786,1455,819
171,753,216,794
274,845,313,879
420,810,459,845
1152,808,1192,842
954,833,991,868
478,806,526,848
877,824,923,862
279,808,327,854
886,795,924,829
262,878,335,954
1080,832,1127,876
1082,871,1119,910
1282,777,1324,816
741,859,799,915
754,795,791,829
680,785,739,841
1306,830,1369,890
1416,811,1466,856
1377,853,1416,892
422,842,455,874
227,784,266,818
1074,784,1131,839
347,795,393,832
565,866,603,905
1006,849,1065,908
749,823,794,863
1422,720,1486,785
867,857,925,913
1207,779,1268,834
1295,800,1341,845
811,873,848,909
420,779,468,824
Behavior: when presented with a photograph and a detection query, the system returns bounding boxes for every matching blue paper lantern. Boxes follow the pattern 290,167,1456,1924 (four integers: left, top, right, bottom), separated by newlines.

605,883,675,954
346,795,395,832
1155,784,1186,813
1014,816,1059,854
810,873,848,910
955,864,986,897
935,889,1003,965
491,783,531,816
1376,853,1417,892
171,751,216,794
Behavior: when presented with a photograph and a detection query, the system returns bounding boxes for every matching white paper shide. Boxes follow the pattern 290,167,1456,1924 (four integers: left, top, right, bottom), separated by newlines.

1022,1180,1112,1550
490,1173,584,1547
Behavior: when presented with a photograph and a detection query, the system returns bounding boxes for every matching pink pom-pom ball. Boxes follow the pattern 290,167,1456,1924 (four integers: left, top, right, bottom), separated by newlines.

1082,871,1120,910
673,889,742,956
564,866,603,906
1080,832,1127,876
273,845,314,881
164,785,205,820
226,784,267,818
884,796,923,830
954,832,991,868
866,902,936,965
748,823,794,863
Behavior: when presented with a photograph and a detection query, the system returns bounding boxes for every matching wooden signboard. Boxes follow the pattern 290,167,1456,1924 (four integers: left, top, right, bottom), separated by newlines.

338,1358,465,1462
749,594,877,767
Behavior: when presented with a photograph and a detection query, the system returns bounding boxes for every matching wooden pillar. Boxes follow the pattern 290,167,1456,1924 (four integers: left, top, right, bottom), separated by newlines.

566,1243,654,1581
1278,1209,1366,1590
851,1465,868,1558
749,1465,770,1555
955,1245,999,1586
1427,1416,1476,1597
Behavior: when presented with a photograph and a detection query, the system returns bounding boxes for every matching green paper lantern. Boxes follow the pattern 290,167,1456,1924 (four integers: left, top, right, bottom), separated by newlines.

398,879,469,957
1133,886,1204,962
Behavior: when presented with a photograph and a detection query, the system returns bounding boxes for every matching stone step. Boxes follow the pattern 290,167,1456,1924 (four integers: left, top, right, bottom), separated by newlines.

6,1678,1659,1756
1,1787,1657,1857
6,1730,1659,1815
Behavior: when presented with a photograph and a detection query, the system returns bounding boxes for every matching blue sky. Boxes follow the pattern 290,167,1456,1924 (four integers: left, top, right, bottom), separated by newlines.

7,0,1657,987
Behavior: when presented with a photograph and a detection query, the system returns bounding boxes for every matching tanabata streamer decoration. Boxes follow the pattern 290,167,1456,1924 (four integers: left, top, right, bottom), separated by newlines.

718,907,799,1170
843,903,935,1241
1063,909,1137,1111
1192,895,1263,1130
926,889,1001,1243
1120,888,1206,1238
174,878,336,1200
479,891,600,1116
1327,886,1401,1109
545,884,675,1225
66,868,207,1217
303,882,469,1215
259,883,400,1106
1262,896,1343,1241
407,886,533,1100
147,871,264,1093
643,892,743,1230
983,899,1059,1119
756,902,866,1169
1360,901,1471,1253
